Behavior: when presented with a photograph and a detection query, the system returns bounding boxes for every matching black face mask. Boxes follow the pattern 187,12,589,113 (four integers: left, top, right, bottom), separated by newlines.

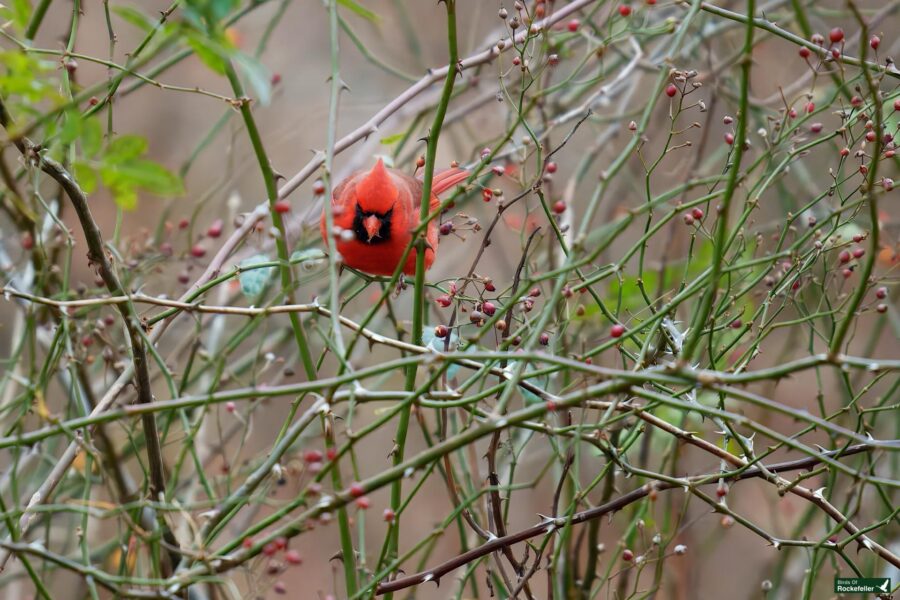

353,204,394,245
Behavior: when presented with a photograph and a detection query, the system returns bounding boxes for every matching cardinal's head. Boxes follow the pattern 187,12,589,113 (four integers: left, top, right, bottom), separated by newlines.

352,159,397,244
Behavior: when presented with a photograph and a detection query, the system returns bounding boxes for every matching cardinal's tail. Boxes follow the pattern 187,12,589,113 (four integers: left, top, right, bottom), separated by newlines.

430,168,470,196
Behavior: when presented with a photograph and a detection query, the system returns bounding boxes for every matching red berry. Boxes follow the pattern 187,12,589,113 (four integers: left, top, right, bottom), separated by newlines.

552,200,566,214
434,325,449,338
529,287,541,297
312,180,326,195
436,294,452,308
810,123,823,133
876,303,888,313
842,268,853,279
512,56,521,66
546,161,558,174
798,47,810,58
482,188,493,202
492,165,505,176
831,48,841,60
716,483,729,497
349,483,365,498
866,131,876,142
262,542,278,556
618,5,632,16
439,222,453,236
539,332,550,345
274,200,291,213
304,450,324,463
482,301,497,316
851,96,863,107
829,27,844,44
724,133,734,145
839,250,851,264
81,335,93,347
355,496,370,509
894,99,900,111
870,35,880,50
88,96,99,106
326,447,338,461
875,287,887,299
207,218,224,238
852,248,865,259
225,401,236,413
274,537,287,550
285,550,302,565
840,147,850,157
190,244,206,258
242,538,254,549
806,102,815,114
622,549,634,561
730,319,742,329
691,207,704,220
567,19,579,32
21,231,34,250
788,108,797,119
610,324,626,338
484,282,496,292
665,84,677,97
383,508,395,522
177,272,191,285
273,581,287,595
178,218,190,229
646,0,656,3
683,214,694,225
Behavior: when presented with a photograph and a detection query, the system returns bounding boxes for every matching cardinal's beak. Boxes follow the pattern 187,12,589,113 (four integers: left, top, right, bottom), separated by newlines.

363,214,382,242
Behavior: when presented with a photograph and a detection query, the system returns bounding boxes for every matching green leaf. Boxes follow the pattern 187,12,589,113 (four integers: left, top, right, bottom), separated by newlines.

109,181,138,210
73,161,98,194
337,0,380,23
239,254,274,298
233,52,271,106
379,133,405,146
81,117,103,158
111,5,154,31
0,0,32,30
210,0,240,21
101,159,184,197
106,134,148,163
59,111,84,145
185,30,231,74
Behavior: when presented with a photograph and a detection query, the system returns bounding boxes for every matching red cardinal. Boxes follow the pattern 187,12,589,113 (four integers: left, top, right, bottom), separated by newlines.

320,159,468,276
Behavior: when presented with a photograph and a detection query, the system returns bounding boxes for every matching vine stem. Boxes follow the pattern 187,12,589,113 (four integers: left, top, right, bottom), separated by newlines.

321,0,358,595
221,63,316,381
829,2,882,356
681,0,755,361
389,1,459,590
